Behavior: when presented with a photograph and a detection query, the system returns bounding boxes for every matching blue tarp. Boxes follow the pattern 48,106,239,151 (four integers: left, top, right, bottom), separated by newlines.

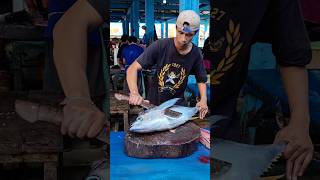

248,43,276,70
110,132,210,180
245,69,320,128
187,75,211,100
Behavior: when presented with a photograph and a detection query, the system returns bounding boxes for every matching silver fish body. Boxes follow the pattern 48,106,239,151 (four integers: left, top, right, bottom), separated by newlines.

130,98,198,133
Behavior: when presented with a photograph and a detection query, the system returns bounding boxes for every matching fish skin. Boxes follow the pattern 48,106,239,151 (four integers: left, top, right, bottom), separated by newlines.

130,98,198,133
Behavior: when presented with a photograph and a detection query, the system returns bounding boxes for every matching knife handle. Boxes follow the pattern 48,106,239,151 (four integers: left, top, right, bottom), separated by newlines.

114,93,155,109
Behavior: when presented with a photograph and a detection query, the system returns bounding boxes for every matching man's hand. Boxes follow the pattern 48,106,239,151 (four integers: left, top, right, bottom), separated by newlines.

129,92,144,105
196,98,208,119
61,99,106,138
274,123,313,180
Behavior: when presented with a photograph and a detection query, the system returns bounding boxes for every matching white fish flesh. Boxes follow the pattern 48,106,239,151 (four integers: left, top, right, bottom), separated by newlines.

130,98,198,133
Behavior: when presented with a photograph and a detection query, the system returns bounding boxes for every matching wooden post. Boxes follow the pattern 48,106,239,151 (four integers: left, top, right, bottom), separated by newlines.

44,162,57,180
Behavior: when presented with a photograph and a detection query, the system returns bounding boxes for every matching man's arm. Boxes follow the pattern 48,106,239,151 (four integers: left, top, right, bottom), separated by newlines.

126,61,144,105
192,50,208,119
197,82,207,101
53,0,102,99
280,66,309,128
196,82,208,119
265,0,313,177
126,40,160,105
53,0,105,138
275,66,313,178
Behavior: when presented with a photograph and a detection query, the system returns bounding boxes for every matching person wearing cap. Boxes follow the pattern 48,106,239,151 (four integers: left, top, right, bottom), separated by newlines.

126,10,208,119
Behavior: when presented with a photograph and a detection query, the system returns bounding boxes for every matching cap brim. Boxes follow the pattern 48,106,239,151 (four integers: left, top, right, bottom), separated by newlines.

177,24,198,33
182,28,193,33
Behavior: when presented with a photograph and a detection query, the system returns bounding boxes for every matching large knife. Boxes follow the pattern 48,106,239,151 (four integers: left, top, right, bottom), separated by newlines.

114,93,182,118
14,100,108,143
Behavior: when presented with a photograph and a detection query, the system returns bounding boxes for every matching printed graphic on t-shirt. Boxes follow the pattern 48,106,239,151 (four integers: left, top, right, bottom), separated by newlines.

158,63,186,95
210,7,243,85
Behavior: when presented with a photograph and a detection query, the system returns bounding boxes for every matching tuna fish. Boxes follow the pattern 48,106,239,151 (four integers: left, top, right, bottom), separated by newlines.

130,98,198,133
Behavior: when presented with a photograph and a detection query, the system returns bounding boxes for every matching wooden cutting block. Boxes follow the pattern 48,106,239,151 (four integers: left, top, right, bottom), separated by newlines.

124,122,200,158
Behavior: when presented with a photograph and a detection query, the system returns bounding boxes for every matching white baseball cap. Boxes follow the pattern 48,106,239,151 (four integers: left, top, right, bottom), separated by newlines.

176,10,200,33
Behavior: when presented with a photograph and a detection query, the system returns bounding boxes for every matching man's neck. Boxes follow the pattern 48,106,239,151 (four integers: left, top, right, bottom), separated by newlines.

174,38,192,55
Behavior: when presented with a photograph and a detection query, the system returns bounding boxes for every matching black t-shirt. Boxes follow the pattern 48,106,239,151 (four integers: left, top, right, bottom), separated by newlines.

208,0,312,139
137,38,207,105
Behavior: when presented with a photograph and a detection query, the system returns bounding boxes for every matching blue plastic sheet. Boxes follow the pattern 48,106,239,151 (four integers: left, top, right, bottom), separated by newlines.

245,69,320,128
110,132,210,180
187,75,211,100
248,43,276,70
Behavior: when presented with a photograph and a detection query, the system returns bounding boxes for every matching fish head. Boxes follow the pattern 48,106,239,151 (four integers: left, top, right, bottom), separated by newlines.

130,109,168,133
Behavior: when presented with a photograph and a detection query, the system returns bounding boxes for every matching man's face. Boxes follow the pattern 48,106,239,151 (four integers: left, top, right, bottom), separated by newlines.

175,27,196,47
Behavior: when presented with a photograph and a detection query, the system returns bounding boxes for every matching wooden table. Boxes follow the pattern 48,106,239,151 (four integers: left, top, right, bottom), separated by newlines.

0,23,47,92
0,94,62,180
0,23,45,40
109,91,129,131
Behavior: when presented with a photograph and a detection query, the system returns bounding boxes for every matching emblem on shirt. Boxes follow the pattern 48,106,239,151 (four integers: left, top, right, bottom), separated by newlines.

158,63,186,95
166,72,180,84
209,8,243,85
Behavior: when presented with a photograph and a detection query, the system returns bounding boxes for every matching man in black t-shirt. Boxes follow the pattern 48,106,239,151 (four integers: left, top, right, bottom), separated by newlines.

209,0,313,178
127,10,208,119
53,0,108,139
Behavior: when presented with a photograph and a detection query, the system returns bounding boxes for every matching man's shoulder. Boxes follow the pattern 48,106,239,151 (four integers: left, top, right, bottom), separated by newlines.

149,38,172,51
157,38,172,44
191,44,202,56
151,38,171,46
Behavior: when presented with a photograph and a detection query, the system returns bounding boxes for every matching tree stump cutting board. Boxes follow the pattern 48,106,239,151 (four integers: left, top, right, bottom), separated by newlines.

124,122,200,158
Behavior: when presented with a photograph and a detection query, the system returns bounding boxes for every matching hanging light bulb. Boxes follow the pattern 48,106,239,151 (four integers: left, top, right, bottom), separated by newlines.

163,0,166,4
